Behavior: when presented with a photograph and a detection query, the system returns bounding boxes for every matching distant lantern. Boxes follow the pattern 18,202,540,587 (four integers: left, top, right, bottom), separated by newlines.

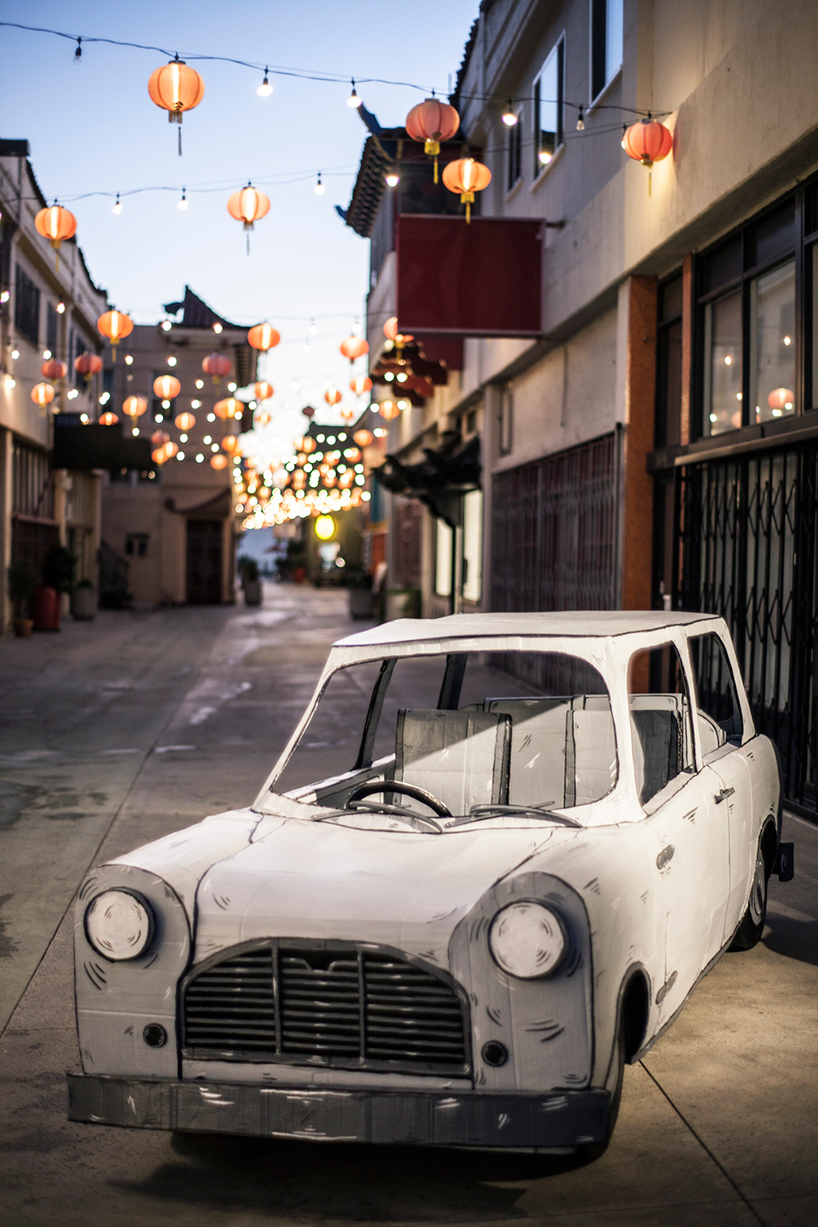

227,184,271,230
153,374,181,400
302,406,316,420
147,58,205,154
340,408,355,422
35,204,77,268
99,411,119,426
339,335,369,363
324,386,342,407
255,410,271,426
254,380,274,400
214,397,242,420
221,434,240,454
379,400,400,420
442,158,491,223
621,117,672,194
768,387,795,412
350,374,373,396
300,436,317,454
97,310,134,360
41,358,67,380
162,440,179,461
353,428,374,447
210,453,229,470
123,394,148,419
314,515,335,540
248,323,280,352
405,97,460,181
151,429,171,447
75,352,103,383
31,382,55,408
202,352,231,384
152,447,169,465
174,411,196,431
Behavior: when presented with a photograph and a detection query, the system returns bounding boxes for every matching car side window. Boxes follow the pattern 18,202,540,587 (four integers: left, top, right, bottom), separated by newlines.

628,643,694,806
687,632,744,752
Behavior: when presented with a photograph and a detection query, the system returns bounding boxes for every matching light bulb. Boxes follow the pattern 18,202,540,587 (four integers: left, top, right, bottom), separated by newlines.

576,107,585,132
347,79,362,108
195,379,204,389
178,190,188,211
310,320,317,334
168,356,177,367
10,348,19,360
501,101,518,126
385,169,400,187
257,69,273,97
113,193,122,215
43,349,51,359
538,149,553,165
315,173,325,196
56,301,65,313
161,320,172,332
124,355,133,365
213,323,223,334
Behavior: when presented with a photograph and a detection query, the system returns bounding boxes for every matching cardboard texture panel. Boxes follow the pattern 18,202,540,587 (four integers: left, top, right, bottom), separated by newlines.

396,216,543,337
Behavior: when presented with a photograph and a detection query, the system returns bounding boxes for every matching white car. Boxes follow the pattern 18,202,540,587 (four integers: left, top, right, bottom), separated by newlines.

68,611,790,1154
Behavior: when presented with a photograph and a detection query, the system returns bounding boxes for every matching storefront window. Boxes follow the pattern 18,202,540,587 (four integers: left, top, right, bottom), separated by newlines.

705,290,742,435
750,260,795,424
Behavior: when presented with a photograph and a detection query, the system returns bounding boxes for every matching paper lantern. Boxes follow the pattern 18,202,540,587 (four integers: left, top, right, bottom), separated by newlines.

41,358,67,380
214,397,242,420
340,408,355,422
622,118,673,168
324,386,342,407
254,380,274,400
99,411,119,426
202,353,231,384
299,436,317,454
97,310,134,361
35,205,77,267
405,98,460,181
353,429,374,447
163,440,179,461
767,388,795,412
31,382,55,407
152,447,168,465
255,410,271,426
75,352,103,382
151,429,170,447
148,58,205,153
350,374,373,396
210,454,229,470
227,185,270,230
221,434,240,454
153,374,181,400
340,335,369,363
174,411,196,431
248,323,280,351
442,158,492,222
123,395,148,419
379,400,400,420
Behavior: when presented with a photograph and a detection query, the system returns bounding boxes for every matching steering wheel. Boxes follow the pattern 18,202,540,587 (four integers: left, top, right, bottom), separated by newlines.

346,780,452,819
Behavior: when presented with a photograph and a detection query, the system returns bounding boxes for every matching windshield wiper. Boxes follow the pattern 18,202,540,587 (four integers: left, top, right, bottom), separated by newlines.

456,804,583,829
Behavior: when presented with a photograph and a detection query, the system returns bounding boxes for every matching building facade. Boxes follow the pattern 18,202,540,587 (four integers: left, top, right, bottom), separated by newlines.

343,0,818,817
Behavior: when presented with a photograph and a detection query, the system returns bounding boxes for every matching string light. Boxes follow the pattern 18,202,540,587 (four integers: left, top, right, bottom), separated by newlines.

178,188,187,210
501,100,518,126
257,68,273,97
73,36,81,63
347,79,361,108
112,192,122,214
385,168,400,187
576,106,585,131
314,172,325,196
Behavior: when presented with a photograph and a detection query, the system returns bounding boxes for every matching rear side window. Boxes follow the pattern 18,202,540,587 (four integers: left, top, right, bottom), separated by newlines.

688,633,744,750
628,644,694,805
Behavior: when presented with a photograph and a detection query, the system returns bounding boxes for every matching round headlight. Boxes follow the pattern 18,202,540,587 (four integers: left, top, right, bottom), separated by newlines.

85,890,154,961
489,901,567,979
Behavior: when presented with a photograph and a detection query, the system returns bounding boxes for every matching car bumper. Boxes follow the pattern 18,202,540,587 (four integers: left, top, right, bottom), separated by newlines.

67,1073,609,1149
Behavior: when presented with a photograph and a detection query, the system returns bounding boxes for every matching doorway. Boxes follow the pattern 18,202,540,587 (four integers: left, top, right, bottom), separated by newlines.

186,519,222,604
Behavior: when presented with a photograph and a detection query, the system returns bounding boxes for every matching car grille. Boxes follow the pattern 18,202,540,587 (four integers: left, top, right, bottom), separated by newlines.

182,942,469,1075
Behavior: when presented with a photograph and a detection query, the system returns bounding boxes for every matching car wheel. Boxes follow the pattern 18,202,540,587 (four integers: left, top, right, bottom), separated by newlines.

578,1018,625,1161
729,842,768,951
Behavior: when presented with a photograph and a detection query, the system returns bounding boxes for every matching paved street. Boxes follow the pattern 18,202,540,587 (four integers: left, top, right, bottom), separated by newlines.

1,584,817,1227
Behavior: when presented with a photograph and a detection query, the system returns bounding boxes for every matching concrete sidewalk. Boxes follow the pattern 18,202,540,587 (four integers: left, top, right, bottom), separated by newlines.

1,585,816,1226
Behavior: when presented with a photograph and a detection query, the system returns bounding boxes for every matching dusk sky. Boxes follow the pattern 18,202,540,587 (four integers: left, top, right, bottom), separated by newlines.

0,0,478,451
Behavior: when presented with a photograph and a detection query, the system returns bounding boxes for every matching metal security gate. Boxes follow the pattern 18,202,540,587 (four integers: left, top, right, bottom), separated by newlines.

491,433,618,613
678,443,818,815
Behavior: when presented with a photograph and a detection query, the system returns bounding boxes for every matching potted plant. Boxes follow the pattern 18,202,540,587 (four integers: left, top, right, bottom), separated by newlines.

71,577,97,621
32,544,76,632
7,559,37,637
345,567,374,619
239,557,262,607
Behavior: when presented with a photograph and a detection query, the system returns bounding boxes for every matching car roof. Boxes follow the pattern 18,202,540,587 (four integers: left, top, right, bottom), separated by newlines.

335,610,723,649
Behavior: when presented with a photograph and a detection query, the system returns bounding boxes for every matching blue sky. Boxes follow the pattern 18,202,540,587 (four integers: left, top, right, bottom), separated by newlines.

0,0,477,444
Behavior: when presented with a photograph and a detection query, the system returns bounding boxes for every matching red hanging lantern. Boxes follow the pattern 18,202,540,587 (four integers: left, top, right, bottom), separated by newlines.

148,58,205,154
339,335,369,363
99,411,119,426
41,358,67,380
151,429,171,448
405,97,460,182
767,387,795,412
221,434,240,454
31,382,55,408
153,374,181,400
254,380,274,400
350,374,373,395
324,387,342,407
202,353,231,384
340,408,355,422
622,117,672,194
379,400,400,420
97,310,134,361
247,323,280,352
210,453,229,470
123,395,148,419
35,205,77,269
214,397,242,420
75,352,103,383
227,184,271,230
353,429,374,447
163,440,179,461
442,158,491,223
174,411,196,431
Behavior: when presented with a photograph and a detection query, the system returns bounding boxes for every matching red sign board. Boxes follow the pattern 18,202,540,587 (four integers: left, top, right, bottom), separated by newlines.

396,215,543,337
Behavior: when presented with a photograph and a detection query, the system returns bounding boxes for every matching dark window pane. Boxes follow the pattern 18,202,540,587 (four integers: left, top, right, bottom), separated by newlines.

702,235,741,294
14,264,40,345
688,633,743,746
751,260,795,424
659,274,683,323
46,302,58,354
656,319,682,447
705,290,743,435
747,199,795,269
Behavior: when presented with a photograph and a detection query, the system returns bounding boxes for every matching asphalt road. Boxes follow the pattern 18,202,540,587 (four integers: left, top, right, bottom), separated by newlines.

0,584,816,1227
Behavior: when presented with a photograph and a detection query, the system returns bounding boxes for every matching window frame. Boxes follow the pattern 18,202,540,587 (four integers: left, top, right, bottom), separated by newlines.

532,35,565,181
14,263,40,346
506,104,523,193
589,0,623,108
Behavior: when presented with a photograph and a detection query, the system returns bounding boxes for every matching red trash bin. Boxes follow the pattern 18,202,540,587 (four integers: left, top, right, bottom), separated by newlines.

31,585,61,631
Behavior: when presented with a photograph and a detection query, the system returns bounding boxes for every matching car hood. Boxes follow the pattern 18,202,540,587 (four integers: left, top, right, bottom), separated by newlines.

193,815,575,969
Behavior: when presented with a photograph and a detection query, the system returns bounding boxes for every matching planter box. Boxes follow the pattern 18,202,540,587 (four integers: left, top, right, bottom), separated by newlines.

72,587,97,621
243,579,262,607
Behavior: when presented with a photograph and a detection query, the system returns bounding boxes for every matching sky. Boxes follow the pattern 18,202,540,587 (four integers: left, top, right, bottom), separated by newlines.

0,0,478,451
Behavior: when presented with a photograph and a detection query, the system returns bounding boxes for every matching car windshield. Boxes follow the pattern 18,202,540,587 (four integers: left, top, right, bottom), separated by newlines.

269,648,617,821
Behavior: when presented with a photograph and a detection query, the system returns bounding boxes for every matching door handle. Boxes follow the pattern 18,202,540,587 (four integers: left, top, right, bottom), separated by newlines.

714,787,735,804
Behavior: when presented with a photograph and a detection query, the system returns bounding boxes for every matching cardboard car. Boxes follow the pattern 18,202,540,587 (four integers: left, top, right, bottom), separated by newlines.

67,611,790,1154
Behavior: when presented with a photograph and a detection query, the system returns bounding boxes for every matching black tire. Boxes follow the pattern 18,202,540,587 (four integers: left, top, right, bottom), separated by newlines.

729,842,768,951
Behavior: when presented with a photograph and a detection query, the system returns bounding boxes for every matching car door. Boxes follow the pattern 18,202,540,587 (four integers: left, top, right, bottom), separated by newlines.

629,641,731,1023
686,631,755,945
